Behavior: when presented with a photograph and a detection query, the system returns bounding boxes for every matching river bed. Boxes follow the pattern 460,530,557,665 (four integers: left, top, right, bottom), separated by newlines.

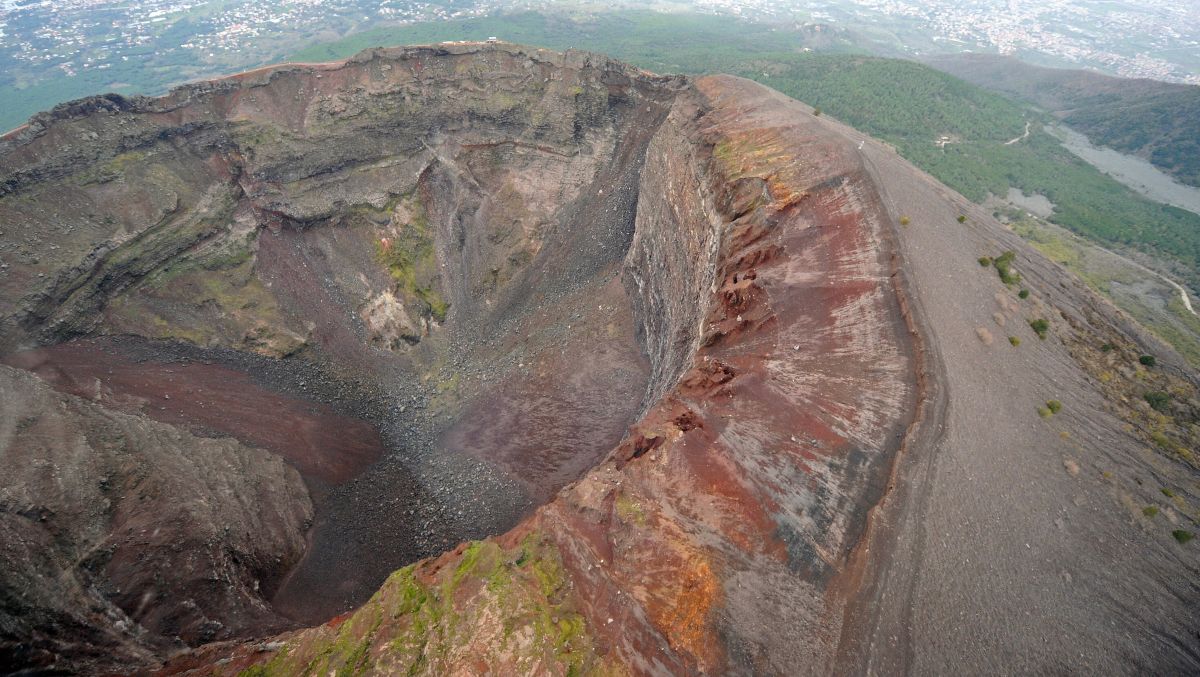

1049,124,1200,216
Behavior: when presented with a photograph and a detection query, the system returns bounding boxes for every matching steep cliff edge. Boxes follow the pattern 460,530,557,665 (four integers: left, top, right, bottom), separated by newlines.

0,364,312,673
1,44,1198,675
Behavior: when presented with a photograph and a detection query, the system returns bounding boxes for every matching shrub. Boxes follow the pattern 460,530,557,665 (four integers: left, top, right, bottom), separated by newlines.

1100,342,1116,352
899,216,910,225
1037,407,1052,418
1172,530,1194,544
1162,487,1176,498
978,256,993,267
1143,506,1159,518
1139,354,1157,367
1018,289,1029,299
993,250,1020,285
812,106,822,116
957,215,967,223
1144,391,1171,413
1008,336,1020,347
1029,318,1049,339
1046,400,1063,414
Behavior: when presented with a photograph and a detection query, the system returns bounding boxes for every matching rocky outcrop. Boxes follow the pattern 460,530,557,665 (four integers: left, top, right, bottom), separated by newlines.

0,365,312,674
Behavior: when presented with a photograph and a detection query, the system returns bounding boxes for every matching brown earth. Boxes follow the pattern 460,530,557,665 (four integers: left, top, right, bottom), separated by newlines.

1,42,1198,675
3,337,384,488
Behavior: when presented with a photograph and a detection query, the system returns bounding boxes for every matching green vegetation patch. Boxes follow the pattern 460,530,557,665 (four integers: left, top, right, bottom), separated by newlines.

992,250,1021,285
1144,391,1172,413
74,150,149,185
238,533,602,675
1029,318,1050,340
614,492,648,526
367,195,450,323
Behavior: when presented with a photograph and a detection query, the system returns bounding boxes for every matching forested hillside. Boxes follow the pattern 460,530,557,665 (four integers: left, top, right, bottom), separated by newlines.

930,53,1200,188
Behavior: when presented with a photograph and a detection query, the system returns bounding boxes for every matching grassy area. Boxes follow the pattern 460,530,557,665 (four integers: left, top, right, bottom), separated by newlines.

1012,216,1200,367
232,533,604,675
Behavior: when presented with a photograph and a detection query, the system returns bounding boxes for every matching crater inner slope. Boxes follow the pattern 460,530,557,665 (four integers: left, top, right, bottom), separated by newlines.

0,43,686,669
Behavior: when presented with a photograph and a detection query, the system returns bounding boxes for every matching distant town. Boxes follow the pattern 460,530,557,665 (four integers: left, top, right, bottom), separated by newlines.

693,0,1200,84
3,0,1198,84
0,1,505,79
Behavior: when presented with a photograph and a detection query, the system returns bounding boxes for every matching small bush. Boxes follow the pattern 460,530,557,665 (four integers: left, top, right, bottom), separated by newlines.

1172,530,1194,544
1100,342,1116,352
1139,354,1157,367
1046,400,1063,414
1144,391,1171,413
1037,407,1052,418
1008,336,1021,347
1143,506,1159,518
1018,289,1029,299
957,215,967,223
978,256,993,267
1029,318,1049,339
1162,487,1176,498
899,216,910,226
812,106,822,116
993,250,1020,285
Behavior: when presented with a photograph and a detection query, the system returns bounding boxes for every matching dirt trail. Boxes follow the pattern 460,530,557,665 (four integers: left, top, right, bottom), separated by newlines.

1004,120,1032,145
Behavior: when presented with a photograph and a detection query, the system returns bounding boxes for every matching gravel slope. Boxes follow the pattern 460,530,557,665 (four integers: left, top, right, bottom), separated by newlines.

830,111,1200,674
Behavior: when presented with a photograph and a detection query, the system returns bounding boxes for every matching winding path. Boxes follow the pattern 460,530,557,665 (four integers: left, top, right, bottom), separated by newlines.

1004,120,1031,145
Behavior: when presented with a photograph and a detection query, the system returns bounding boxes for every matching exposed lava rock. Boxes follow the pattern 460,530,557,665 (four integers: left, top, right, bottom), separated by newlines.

0,365,311,673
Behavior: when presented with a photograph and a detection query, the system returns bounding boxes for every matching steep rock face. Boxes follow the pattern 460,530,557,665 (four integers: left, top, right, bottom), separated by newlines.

0,44,679,355
0,364,312,674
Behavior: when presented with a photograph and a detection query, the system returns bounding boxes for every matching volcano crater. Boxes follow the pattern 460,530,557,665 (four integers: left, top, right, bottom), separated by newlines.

0,43,728,662
1,41,937,676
